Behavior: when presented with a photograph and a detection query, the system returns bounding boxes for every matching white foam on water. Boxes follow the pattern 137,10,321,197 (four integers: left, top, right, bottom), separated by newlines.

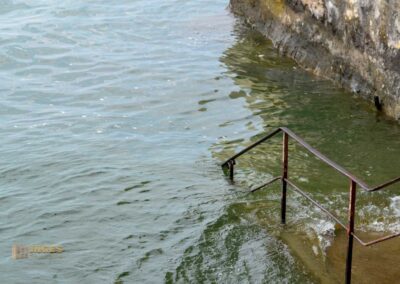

350,196,400,233
390,196,400,216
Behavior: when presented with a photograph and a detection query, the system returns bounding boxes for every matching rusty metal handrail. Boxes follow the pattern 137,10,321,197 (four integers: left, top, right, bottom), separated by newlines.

221,127,400,284
222,127,400,192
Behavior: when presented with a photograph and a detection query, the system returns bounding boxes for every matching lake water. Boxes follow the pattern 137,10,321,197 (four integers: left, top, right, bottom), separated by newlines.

1,1,400,283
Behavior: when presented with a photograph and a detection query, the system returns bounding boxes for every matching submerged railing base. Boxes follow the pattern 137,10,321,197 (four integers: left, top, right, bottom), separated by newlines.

221,127,400,284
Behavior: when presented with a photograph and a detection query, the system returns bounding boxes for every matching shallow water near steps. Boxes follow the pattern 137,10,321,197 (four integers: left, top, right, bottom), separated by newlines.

0,1,400,283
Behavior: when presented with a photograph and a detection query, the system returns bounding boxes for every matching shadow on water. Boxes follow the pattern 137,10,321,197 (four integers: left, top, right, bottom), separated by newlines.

170,22,400,283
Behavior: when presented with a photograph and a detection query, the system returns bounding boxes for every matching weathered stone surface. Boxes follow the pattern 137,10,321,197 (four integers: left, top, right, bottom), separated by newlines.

230,0,400,119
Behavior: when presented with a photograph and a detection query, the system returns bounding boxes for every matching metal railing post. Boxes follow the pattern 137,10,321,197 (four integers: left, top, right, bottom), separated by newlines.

228,160,235,181
345,180,357,284
281,132,289,224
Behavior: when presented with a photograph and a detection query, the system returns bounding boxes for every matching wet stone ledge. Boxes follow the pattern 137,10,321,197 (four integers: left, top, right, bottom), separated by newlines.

230,0,400,119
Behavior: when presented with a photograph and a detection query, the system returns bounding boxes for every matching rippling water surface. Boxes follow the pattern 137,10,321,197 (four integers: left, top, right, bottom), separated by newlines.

1,1,400,283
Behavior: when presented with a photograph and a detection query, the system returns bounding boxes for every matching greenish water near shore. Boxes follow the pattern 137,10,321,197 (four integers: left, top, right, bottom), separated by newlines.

1,1,399,283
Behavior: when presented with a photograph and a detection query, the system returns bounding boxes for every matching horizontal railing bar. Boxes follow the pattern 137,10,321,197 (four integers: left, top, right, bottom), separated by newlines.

353,232,400,247
223,127,400,192
250,176,281,193
280,127,370,191
369,176,400,192
285,179,400,247
285,179,348,230
352,234,365,246
221,128,282,167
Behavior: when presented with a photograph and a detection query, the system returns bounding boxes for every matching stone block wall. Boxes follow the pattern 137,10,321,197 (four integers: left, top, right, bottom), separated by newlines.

230,0,400,118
